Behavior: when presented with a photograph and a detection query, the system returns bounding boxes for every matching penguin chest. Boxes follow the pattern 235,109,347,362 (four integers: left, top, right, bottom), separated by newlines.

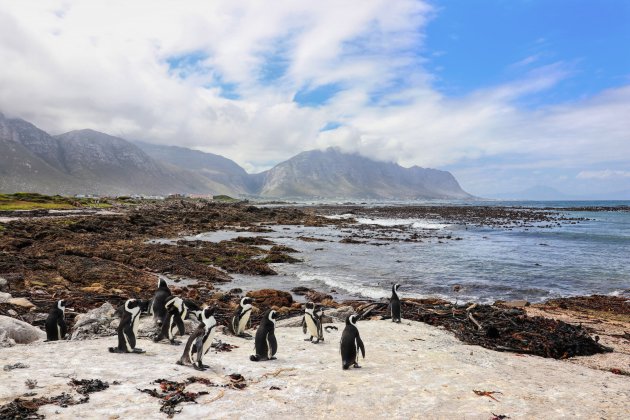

238,311,251,333
132,314,140,338
305,315,318,337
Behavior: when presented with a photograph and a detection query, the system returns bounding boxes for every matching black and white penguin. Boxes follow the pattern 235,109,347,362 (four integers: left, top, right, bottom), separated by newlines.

109,299,149,353
390,283,402,323
230,297,253,337
176,306,217,371
340,314,365,370
302,302,323,343
150,278,171,325
154,296,187,345
249,309,278,362
45,300,68,341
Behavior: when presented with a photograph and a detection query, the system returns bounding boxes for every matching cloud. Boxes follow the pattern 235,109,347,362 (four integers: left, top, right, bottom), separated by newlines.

0,0,628,187
577,170,630,179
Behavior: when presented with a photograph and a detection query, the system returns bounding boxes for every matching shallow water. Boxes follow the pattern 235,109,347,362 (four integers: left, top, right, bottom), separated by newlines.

200,201,630,303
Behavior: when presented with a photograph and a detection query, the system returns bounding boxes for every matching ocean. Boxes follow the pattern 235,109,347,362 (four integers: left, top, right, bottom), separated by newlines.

203,200,630,304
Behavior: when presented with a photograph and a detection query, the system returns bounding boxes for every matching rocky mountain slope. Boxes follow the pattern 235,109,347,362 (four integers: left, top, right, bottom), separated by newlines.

0,113,471,199
257,148,471,199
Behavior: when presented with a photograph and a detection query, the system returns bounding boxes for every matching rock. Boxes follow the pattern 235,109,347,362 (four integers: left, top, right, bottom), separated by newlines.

7,297,36,309
0,291,12,303
305,290,333,303
0,277,8,291
0,315,46,344
246,289,293,308
71,303,117,340
494,300,530,308
325,306,355,322
276,315,305,328
7,309,18,317
290,286,311,295
229,288,243,294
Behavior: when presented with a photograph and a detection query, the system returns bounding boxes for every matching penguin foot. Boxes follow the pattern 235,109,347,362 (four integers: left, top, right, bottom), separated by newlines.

132,348,146,354
169,340,182,346
176,360,184,366
304,338,313,342
200,363,210,368
270,356,277,360
311,340,320,344
353,363,361,369
250,355,260,362
193,364,207,371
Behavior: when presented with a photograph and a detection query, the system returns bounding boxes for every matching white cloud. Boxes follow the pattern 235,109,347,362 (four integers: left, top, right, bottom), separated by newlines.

0,0,629,189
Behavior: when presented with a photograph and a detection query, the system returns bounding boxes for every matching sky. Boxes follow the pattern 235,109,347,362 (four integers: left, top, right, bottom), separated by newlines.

0,0,628,198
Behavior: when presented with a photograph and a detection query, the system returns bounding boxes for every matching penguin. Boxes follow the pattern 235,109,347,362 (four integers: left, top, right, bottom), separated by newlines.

176,306,217,371
150,278,171,325
390,283,402,323
45,300,68,341
154,296,187,345
249,309,278,362
340,314,365,370
109,299,149,353
230,297,253,337
302,302,323,343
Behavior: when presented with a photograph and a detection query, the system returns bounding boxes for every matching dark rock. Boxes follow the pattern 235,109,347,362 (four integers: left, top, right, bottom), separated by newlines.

246,289,293,308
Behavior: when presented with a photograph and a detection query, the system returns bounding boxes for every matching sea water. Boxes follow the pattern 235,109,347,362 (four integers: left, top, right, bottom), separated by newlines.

206,201,630,304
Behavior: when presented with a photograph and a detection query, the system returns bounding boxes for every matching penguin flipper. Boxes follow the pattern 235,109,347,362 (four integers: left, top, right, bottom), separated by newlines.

301,316,307,334
194,336,205,365
356,335,365,359
175,314,185,336
268,333,278,357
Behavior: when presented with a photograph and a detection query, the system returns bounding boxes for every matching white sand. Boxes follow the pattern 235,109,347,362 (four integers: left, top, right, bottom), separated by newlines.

1,320,628,419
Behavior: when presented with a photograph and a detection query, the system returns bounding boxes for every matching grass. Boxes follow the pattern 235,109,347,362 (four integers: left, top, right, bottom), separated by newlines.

0,192,112,211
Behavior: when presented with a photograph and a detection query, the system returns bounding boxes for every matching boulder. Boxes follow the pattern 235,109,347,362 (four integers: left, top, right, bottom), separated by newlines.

494,300,530,309
7,297,36,309
305,290,333,303
71,303,117,340
246,289,293,308
0,292,12,303
325,306,355,322
0,277,8,291
290,286,311,295
0,315,46,345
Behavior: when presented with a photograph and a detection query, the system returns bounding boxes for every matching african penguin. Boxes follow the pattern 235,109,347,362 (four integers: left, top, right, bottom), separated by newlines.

176,306,217,371
154,296,187,345
230,297,253,337
45,300,68,341
302,302,324,343
340,314,365,370
109,299,149,353
249,309,278,362
150,278,171,325
390,283,402,323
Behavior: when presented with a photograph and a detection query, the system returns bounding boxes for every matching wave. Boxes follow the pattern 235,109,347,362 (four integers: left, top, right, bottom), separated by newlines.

354,217,449,230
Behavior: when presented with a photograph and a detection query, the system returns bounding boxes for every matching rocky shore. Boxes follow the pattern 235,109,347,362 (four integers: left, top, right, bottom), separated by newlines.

0,199,628,417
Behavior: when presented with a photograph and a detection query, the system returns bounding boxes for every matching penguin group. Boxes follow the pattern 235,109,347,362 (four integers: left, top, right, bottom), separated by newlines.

44,279,405,371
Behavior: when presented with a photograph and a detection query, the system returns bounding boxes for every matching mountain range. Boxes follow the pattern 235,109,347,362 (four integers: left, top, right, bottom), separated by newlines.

0,112,471,199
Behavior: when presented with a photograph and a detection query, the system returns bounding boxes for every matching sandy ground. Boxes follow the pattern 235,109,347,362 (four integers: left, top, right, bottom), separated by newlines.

1,320,629,419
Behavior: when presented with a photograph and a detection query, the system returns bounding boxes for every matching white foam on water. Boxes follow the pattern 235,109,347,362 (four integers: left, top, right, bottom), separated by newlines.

323,213,356,220
355,217,449,230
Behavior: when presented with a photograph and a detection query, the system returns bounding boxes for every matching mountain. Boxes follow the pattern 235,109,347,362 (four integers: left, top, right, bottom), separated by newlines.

0,114,213,195
0,113,472,199
134,141,253,195
256,148,471,199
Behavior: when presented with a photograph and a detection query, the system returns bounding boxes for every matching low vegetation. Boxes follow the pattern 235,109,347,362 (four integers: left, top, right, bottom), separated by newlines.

0,193,111,211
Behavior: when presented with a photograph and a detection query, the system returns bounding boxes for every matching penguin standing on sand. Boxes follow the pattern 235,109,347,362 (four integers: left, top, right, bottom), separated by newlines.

154,296,187,345
302,302,323,343
231,297,253,337
150,278,171,325
390,283,402,323
340,314,365,370
250,309,278,362
45,300,68,341
109,299,149,353
176,307,217,371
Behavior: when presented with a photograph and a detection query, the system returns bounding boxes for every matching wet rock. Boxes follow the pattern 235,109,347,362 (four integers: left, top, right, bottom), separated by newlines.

0,292,12,303
305,290,333,303
325,306,355,322
494,300,530,308
0,315,46,344
7,298,35,310
246,289,293,308
0,277,7,291
290,286,311,295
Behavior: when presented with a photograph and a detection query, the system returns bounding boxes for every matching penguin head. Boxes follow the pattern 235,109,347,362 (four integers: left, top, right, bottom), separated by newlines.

304,302,315,313
158,278,168,289
240,297,253,308
346,314,359,326
138,299,151,314
200,306,217,326
56,300,66,312
125,299,140,312
393,284,401,293
268,309,278,324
